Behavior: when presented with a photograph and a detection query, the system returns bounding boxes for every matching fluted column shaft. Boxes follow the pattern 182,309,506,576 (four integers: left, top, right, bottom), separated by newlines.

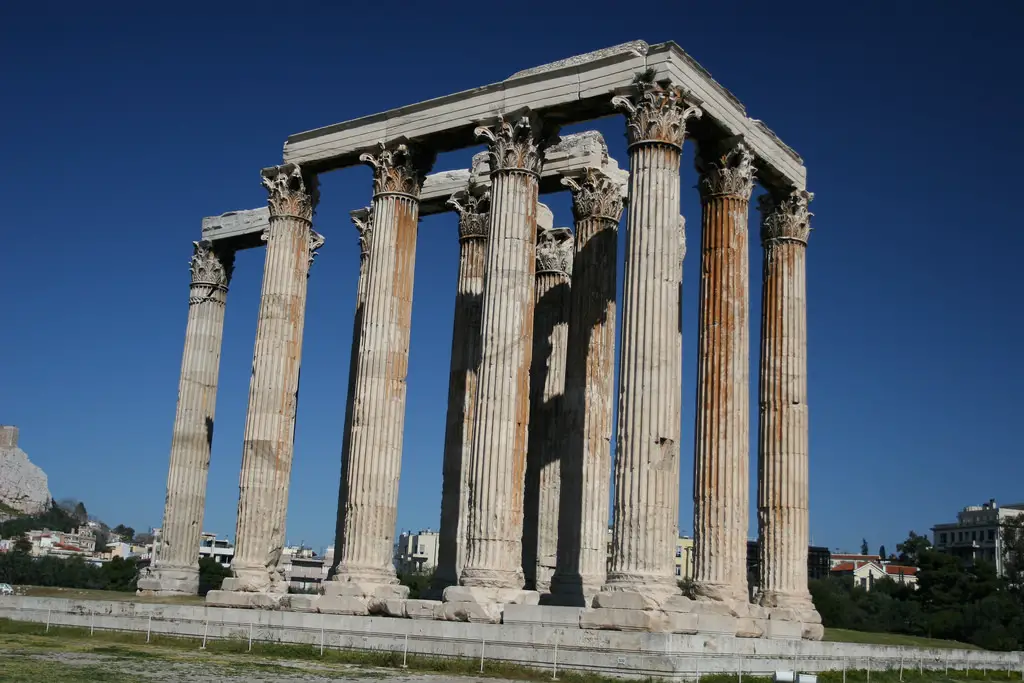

228,164,321,592
434,193,490,591
460,114,550,590
330,208,374,578
757,190,815,610
605,83,701,595
142,241,233,594
524,229,572,592
552,169,625,601
333,143,431,587
693,140,756,603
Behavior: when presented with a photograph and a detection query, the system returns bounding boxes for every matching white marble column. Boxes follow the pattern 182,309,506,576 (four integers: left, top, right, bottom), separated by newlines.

138,240,233,596
330,142,433,596
523,226,572,592
602,81,701,601
433,191,490,593
329,207,373,579
692,139,756,604
224,164,322,594
450,112,554,596
550,168,626,604
756,189,822,636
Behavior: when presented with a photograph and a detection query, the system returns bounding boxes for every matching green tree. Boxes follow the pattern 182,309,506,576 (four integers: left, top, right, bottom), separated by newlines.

896,531,932,567
72,502,88,524
13,535,32,555
397,570,433,599
111,525,135,543
198,557,231,596
879,545,887,560
860,538,869,555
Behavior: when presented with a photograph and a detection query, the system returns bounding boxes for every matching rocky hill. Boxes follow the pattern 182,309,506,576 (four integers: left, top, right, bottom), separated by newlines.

0,425,51,517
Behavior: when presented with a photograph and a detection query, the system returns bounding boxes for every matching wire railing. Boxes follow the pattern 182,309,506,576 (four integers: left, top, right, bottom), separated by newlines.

2,598,1022,681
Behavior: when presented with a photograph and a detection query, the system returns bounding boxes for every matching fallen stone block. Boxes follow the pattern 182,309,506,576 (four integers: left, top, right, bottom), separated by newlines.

316,595,369,616
204,590,286,610
694,612,737,636
592,591,661,611
802,623,825,641
764,618,802,640
735,617,765,638
580,608,671,632
502,604,582,627
440,601,502,623
660,595,698,613
404,599,442,620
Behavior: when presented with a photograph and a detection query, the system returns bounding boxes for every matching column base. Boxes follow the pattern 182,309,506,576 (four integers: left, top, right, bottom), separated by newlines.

757,592,823,641
440,585,539,623
602,571,680,602
136,565,198,596
459,566,525,590
694,580,749,603
221,564,288,594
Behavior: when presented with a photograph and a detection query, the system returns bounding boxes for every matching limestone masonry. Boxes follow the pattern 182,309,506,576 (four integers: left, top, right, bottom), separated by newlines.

142,39,822,641
0,426,51,517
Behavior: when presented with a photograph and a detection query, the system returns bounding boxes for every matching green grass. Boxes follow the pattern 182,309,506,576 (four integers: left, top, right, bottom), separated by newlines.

0,656,138,682
17,585,204,604
825,628,983,650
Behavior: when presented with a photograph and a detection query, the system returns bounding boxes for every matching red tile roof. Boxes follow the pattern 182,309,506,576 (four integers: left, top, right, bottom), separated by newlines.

831,562,856,572
885,565,918,576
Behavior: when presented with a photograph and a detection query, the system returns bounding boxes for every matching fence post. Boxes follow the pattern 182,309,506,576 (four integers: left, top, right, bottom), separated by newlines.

479,639,486,673
552,638,559,681
738,655,743,683
899,648,904,682
201,619,208,650
319,613,324,657
45,608,50,633
248,618,253,652
842,657,847,683
945,652,949,675
90,609,94,636
867,657,871,683
146,615,152,643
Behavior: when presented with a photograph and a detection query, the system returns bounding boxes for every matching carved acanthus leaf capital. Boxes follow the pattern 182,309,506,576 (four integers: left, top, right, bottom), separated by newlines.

359,142,433,197
190,240,234,289
536,227,574,277
759,189,814,244
308,230,325,271
561,167,626,223
474,112,556,175
697,139,756,200
261,163,319,222
351,207,374,257
612,75,702,150
447,190,491,241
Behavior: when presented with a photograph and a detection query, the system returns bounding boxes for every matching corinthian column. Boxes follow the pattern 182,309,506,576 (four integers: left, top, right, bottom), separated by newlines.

756,189,822,635
139,240,233,596
601,81,701,601
550,168,626,604
223,164,322,595
329,207,373,579
433,191,490,593
329,142,433,596
692,139,756,604
523,227,572,593
450,112,554,597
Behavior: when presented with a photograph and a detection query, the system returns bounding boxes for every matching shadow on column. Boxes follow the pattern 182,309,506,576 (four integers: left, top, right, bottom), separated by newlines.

330,301,364,578
522,279,569,592
549,227,616,606
432,290,483,592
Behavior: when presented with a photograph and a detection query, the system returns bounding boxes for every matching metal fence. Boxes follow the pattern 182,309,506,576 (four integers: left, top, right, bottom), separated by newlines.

3,599,1023,681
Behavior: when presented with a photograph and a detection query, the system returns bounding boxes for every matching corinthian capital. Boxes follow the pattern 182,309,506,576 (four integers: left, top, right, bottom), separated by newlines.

696,138,756,200
261,163,319,222
759,189,814,244
612,76,702,150
561,167,627,223
359,142,433,197
474,112,556,175
536,227,574,277
447,190,491,241
350,207,374,258
190,240,234,288
308,230,325,271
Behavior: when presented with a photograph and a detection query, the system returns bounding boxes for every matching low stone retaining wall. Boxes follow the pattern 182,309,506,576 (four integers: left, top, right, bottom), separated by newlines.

1,596,1020,680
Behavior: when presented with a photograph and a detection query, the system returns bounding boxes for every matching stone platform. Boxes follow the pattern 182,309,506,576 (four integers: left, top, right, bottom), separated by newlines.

204,587,822,639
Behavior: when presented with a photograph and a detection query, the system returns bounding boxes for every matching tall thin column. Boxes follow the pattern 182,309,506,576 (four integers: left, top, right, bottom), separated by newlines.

692,139,756,604
756,189,820,630
523,227,572,592
329,207,374,579
224,164,322,594
551,168,626,603
433,191,490,593
330,142,433,595
602,81,701,600
452,112,554,595
139,240,234,596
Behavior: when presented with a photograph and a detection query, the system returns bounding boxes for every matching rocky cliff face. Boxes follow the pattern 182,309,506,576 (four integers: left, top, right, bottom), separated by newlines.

0,426,51,516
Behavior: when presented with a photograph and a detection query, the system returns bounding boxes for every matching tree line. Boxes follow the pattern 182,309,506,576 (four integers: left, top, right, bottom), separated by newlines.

812,524,1024,651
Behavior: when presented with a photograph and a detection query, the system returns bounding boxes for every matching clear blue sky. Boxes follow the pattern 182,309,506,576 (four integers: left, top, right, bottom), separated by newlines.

2,2,1021,558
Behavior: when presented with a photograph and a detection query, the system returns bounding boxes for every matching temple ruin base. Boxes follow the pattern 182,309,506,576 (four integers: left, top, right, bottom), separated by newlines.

136,566,198,597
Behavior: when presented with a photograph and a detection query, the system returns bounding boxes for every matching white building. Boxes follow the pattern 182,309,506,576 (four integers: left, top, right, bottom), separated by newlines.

830,556,918,590
150,528,234,568
279,546,326,592
395,530,439,574
932,499,1024,576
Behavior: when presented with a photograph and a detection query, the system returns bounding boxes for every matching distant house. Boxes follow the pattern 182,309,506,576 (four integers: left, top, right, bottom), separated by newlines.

830,559,918,590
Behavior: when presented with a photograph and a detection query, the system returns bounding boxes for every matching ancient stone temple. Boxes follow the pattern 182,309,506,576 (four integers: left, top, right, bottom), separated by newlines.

143,39,822,640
